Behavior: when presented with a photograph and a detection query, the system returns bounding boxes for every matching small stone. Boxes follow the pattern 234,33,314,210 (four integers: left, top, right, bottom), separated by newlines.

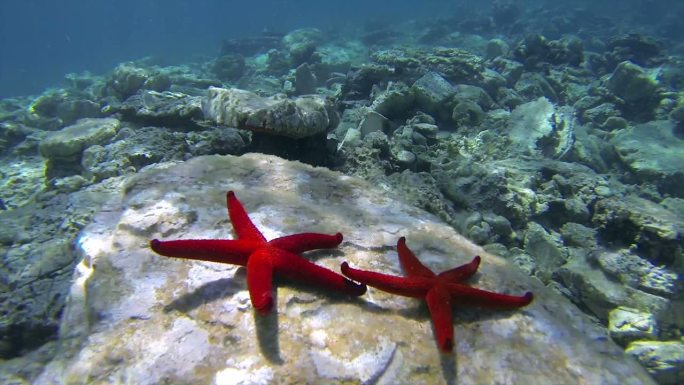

608,61,659,103
524,222,567,283
452,100,484,127
594,185,611,196
485,38,509,59
371,82,415,118
626,340,684,385
602,116,628,130
560,222,597,248
294,63,317,95
51,175,90,193
467,221,492,245
608,306,657,346
483,213,513,238
211,53,246,81
395,150,416,167
411,123,439,138
358,111,391,138
338,128,361,151
412,71,456,118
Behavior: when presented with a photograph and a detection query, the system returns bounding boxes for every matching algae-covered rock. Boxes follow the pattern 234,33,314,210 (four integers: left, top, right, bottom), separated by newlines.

553,253,670,322
523,222,567,283
491,57,524,86
452,100,484,127
606,34,664,67
596,250,678,298
626,340,684,385
513,35,583,69
411,71,456,119
610,120,684,196
27,153,655,385
106,62,170,100
515,72,559,101
370,81,415,118
592,194,684,266
341,64,396,100
106,90,203,126
211,53,246,81
294,62,317,95
609,307,657,346
283,28,322,66
202,86,337,138
608,61,659,104
38,118,120,160
372,47,485,83
0,183,119,361
30,89,101,125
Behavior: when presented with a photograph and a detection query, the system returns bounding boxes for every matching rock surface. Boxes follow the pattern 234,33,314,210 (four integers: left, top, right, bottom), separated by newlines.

202,87,337,139
29,154,655,385
0,180,120,360
627,340,684,385
106,90,203,126
610,121,684,196
38,118,120,160
609,306,657,346
505,97,576,158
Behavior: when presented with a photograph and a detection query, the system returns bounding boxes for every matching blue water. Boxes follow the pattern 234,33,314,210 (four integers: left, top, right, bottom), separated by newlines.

0,0,462,98
2,0,684,383
4,0,679,99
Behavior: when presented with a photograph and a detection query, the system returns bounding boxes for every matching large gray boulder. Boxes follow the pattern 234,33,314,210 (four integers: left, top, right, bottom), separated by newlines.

26,154,653,385
202,87,337,139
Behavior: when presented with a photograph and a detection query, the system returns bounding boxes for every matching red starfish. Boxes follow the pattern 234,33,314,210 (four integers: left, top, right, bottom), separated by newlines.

150,191,366,315
341,237,533,352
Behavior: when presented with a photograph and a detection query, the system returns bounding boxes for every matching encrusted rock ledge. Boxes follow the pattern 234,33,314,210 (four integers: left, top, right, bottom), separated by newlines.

27,153,654,385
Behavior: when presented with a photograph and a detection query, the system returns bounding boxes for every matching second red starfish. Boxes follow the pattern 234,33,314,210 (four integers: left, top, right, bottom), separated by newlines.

150,191,366,315
341,237,533,352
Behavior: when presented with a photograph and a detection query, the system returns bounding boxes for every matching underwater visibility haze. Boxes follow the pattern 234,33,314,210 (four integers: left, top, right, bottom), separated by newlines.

1,0,683,384
0,0,454,98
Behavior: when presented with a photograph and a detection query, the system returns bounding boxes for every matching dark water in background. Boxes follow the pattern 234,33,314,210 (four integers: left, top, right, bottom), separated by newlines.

0,0,459,98
0,0,679,99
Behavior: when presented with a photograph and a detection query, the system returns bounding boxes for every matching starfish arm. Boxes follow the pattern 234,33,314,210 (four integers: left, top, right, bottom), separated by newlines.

437,256,481,282
150,239,254,266
226,191,267,243
271,249,367,296
397,237,436,278
447,284,534,308
246,248,276,315
269,232,343,254
340,262,432,298
426,285,455,353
